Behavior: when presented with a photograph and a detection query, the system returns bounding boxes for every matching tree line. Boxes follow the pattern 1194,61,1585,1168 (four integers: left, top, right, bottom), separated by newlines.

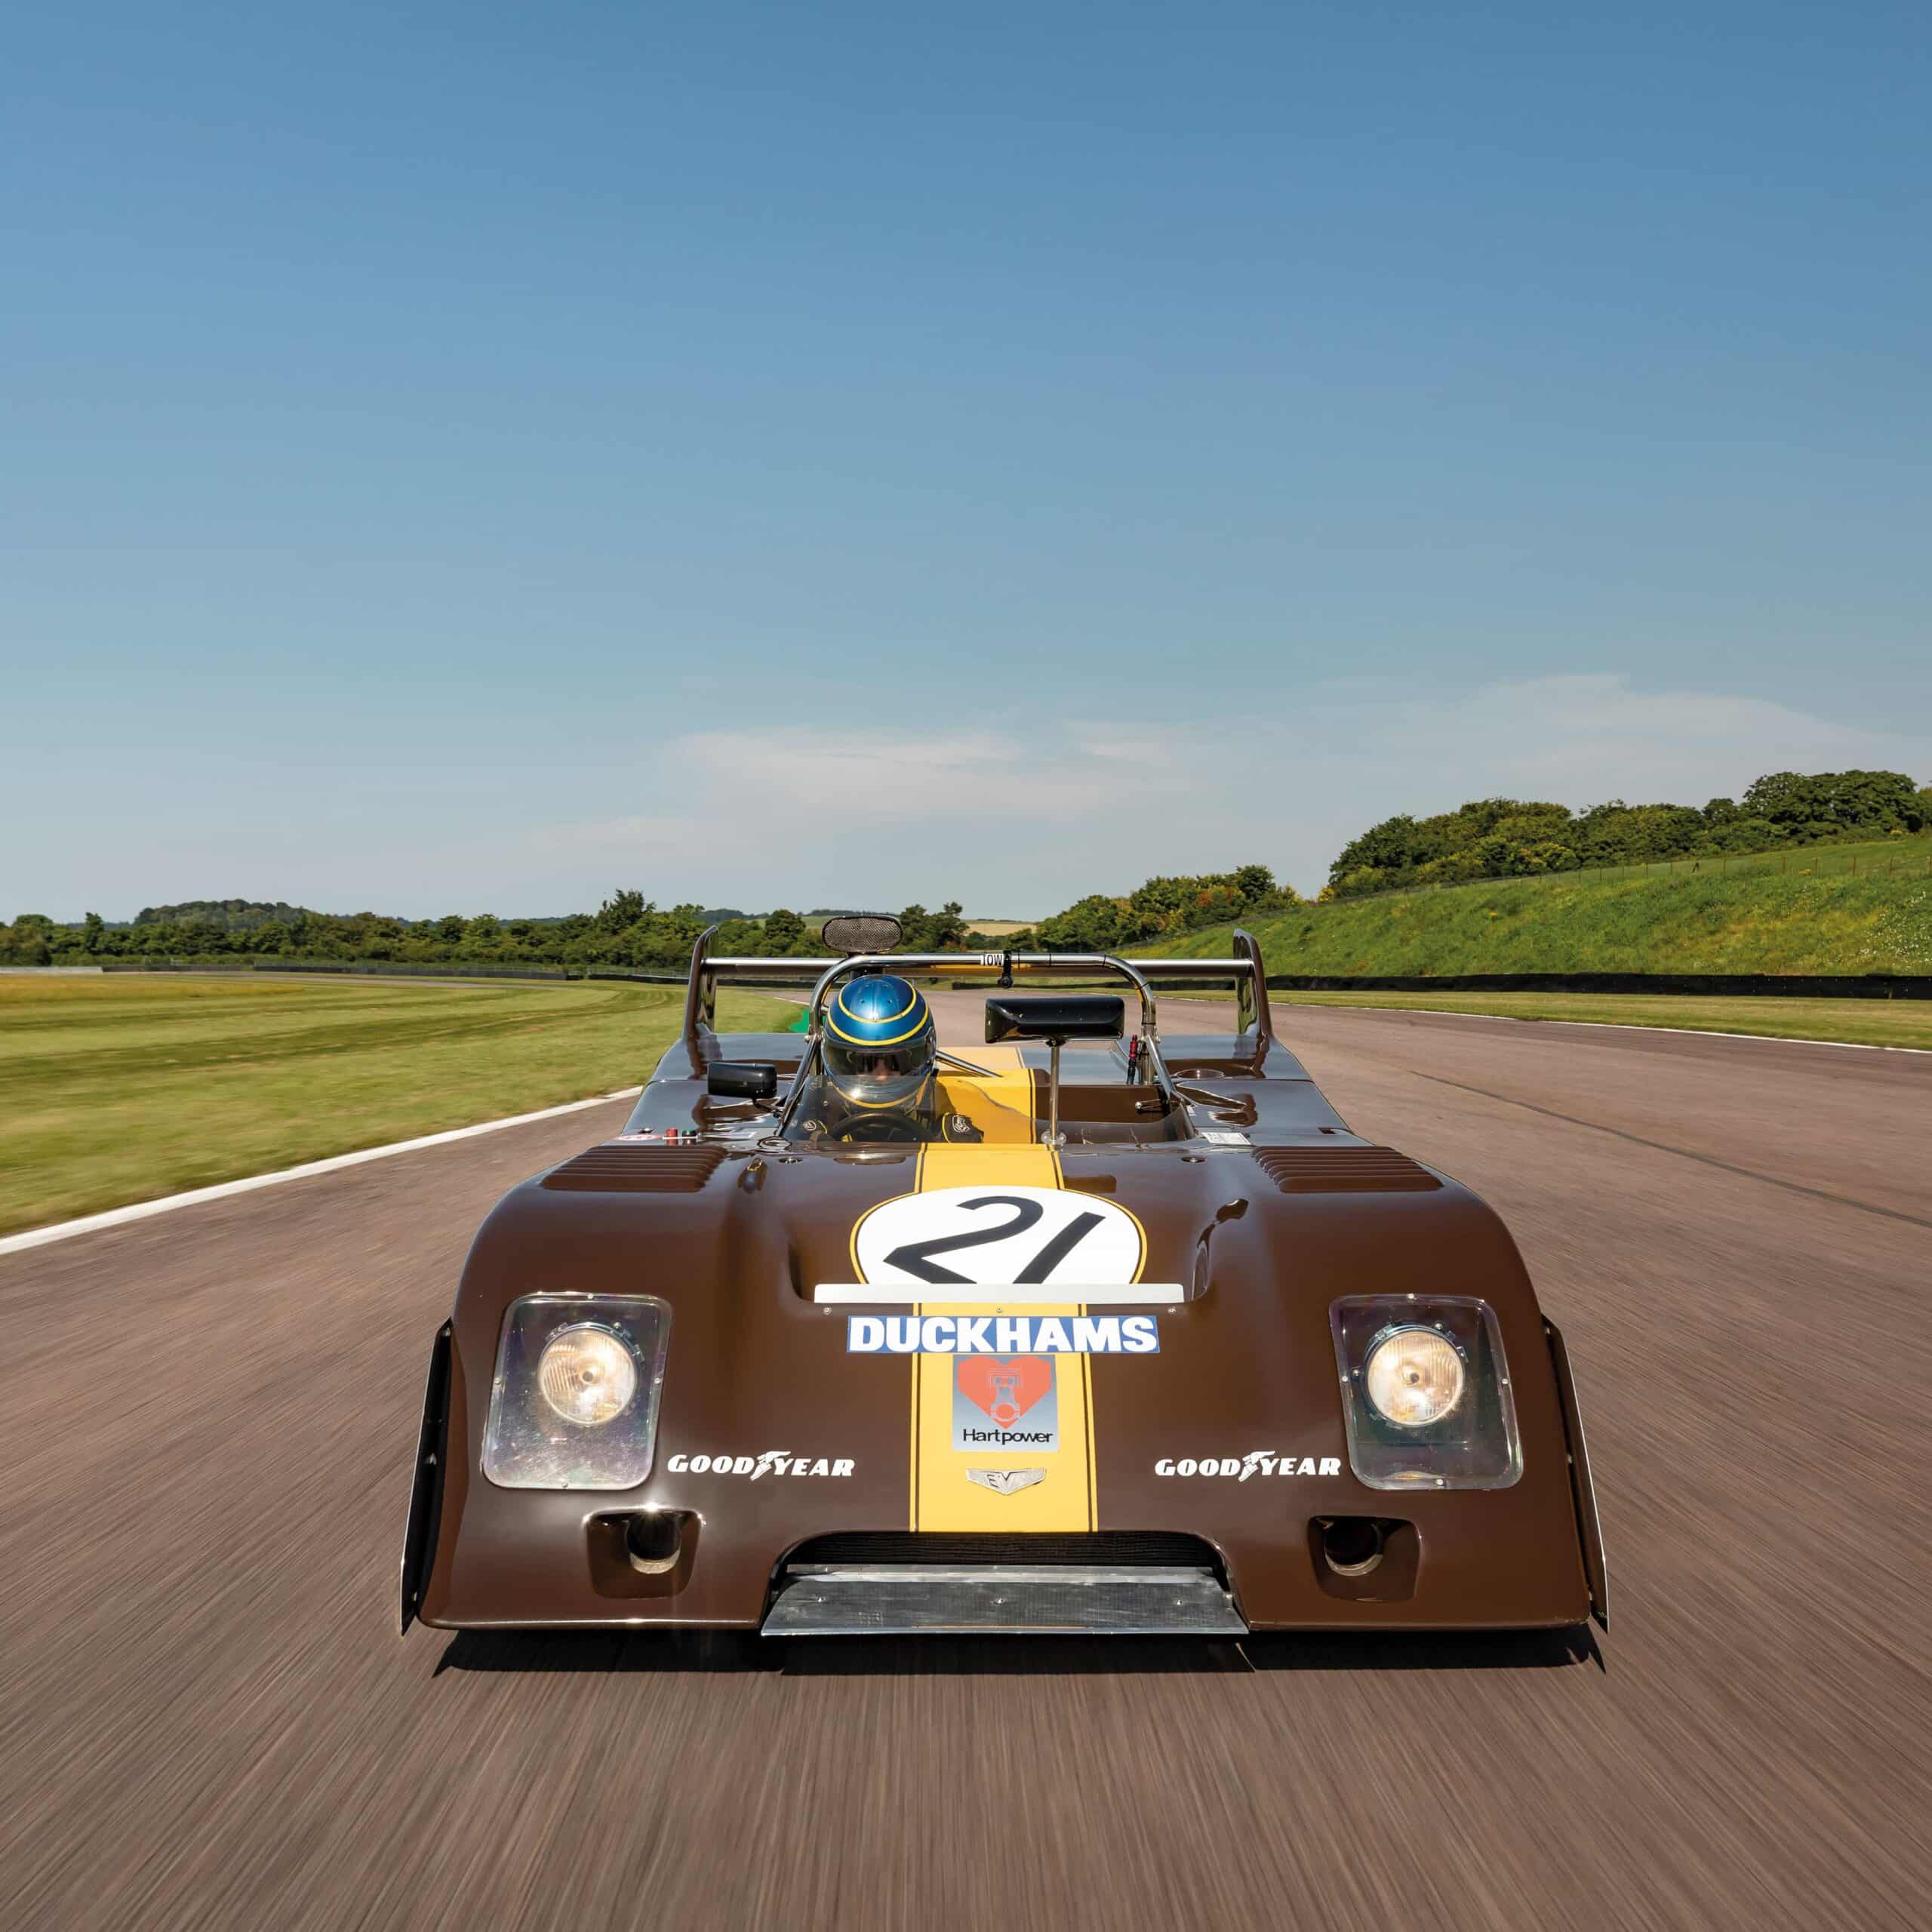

5,768,1924,968
1322,768,1930,900
0,894,1004,969
0,871,1292,969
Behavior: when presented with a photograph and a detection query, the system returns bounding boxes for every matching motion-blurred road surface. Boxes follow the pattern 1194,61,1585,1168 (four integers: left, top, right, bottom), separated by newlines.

5,1002,1927,1930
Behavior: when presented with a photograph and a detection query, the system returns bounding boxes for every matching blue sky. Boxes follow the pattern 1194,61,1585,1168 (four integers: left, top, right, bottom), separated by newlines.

8,1,1928,918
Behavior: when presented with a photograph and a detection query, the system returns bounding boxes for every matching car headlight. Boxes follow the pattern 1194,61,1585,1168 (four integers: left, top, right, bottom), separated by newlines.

483,1294,670,1489
1363,1325,1465,1427
537,1324,637,1426
1331,1297,1520,1491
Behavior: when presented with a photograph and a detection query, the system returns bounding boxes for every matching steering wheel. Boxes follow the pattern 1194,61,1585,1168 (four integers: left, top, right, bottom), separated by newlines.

835,1112,924,1145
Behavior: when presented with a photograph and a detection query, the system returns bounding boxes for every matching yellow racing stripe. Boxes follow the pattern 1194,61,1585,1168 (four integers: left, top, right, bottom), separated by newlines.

906,1131,1098,1533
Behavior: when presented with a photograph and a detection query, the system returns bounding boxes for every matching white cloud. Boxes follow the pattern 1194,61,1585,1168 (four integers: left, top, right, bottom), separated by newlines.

33,674,1921,919
673,728,1185,821
504,677,1927,912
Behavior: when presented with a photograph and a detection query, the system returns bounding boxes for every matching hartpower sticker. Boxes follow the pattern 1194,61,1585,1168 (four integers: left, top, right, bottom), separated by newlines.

952,1355,1060,1452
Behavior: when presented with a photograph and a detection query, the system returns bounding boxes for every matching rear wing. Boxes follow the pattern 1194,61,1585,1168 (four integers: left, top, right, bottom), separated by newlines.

681,927,1273,1074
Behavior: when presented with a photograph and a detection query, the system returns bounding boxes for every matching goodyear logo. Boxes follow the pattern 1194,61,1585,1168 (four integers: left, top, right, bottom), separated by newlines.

847,1314,1159,1355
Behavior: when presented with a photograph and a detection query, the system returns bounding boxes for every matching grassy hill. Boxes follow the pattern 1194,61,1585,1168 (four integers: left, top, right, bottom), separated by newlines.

1149,835,1932,977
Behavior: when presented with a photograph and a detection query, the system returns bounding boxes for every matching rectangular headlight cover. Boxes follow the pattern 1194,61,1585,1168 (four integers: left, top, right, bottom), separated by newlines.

1330,1296,1521,1491
482,1293,670,1490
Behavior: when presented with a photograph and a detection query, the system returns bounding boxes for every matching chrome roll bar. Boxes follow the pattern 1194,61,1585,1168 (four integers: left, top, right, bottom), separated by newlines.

681,927,1274,1088
777,952,1187,1141
803,952,1164,1040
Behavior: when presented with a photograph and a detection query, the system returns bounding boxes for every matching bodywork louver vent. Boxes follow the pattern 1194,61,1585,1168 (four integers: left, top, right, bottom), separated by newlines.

1252,1146,1441,1193
542,1145,726,1192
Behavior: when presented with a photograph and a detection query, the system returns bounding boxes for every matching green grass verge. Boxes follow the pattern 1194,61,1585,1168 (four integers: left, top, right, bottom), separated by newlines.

1,974,800,1236
1155,988,1932,1050
1152,845,1932,977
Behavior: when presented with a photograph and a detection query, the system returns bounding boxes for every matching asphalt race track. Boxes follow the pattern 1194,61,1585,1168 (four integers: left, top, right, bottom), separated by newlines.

5,1001,1928,1930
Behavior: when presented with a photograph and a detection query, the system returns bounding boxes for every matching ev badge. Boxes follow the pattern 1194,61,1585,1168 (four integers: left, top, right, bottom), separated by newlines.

965,1469,1046,1495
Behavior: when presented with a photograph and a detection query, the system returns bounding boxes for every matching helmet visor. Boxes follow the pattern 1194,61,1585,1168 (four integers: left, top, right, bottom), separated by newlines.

823,1034,934,1110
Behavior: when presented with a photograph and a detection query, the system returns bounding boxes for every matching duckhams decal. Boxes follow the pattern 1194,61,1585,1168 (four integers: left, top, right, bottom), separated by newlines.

848,1314,1158,1355
853,1185,1144,1287
953,1355,1059,1451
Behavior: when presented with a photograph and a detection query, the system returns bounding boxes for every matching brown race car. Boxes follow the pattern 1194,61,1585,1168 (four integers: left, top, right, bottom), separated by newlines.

399,918,1606,1638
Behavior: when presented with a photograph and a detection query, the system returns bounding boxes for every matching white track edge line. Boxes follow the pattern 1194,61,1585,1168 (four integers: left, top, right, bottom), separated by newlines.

0,1087,645,1257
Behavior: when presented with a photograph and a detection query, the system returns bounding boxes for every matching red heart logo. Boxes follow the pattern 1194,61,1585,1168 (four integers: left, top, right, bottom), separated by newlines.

955,1355,1054,1429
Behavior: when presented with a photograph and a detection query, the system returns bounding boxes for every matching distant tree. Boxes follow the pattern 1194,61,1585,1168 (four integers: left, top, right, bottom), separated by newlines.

926,901,970,950
658,903,709,960
713,916,764,955
1327,814,1432,884
762,907,806,951
1035,894,1129,951
597,889,648,934
0,921,51,964
1703,816,1783,854
1230,863,1279,905
1743,769,1920,832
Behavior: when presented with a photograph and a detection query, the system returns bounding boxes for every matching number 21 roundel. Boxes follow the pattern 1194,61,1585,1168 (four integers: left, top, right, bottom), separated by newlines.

853,1186,1145,1287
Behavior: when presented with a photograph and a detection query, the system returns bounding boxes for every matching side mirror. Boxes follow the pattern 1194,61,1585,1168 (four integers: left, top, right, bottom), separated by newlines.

984,995,1124,1043
983,996,1126,1149
821,912,903,955
706,1060,778,1101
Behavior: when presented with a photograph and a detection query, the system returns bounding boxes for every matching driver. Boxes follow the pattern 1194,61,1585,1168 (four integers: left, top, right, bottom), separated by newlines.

799,973,982,1143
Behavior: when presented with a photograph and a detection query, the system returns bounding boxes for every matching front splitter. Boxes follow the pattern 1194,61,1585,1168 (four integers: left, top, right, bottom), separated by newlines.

760,1562,1246,1635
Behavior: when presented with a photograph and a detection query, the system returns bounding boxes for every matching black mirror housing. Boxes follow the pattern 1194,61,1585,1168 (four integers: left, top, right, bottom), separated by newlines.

706,1060,779,1101
984,995,1125,1043
821,912,903,955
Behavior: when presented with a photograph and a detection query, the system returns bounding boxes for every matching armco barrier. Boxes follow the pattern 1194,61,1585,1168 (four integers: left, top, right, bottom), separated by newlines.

1260,972,1932,1000
94,958,688,983
72,960,1932,999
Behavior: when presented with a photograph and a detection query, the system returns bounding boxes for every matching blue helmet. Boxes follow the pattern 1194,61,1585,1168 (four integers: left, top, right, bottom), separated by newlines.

823,974,937,1112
